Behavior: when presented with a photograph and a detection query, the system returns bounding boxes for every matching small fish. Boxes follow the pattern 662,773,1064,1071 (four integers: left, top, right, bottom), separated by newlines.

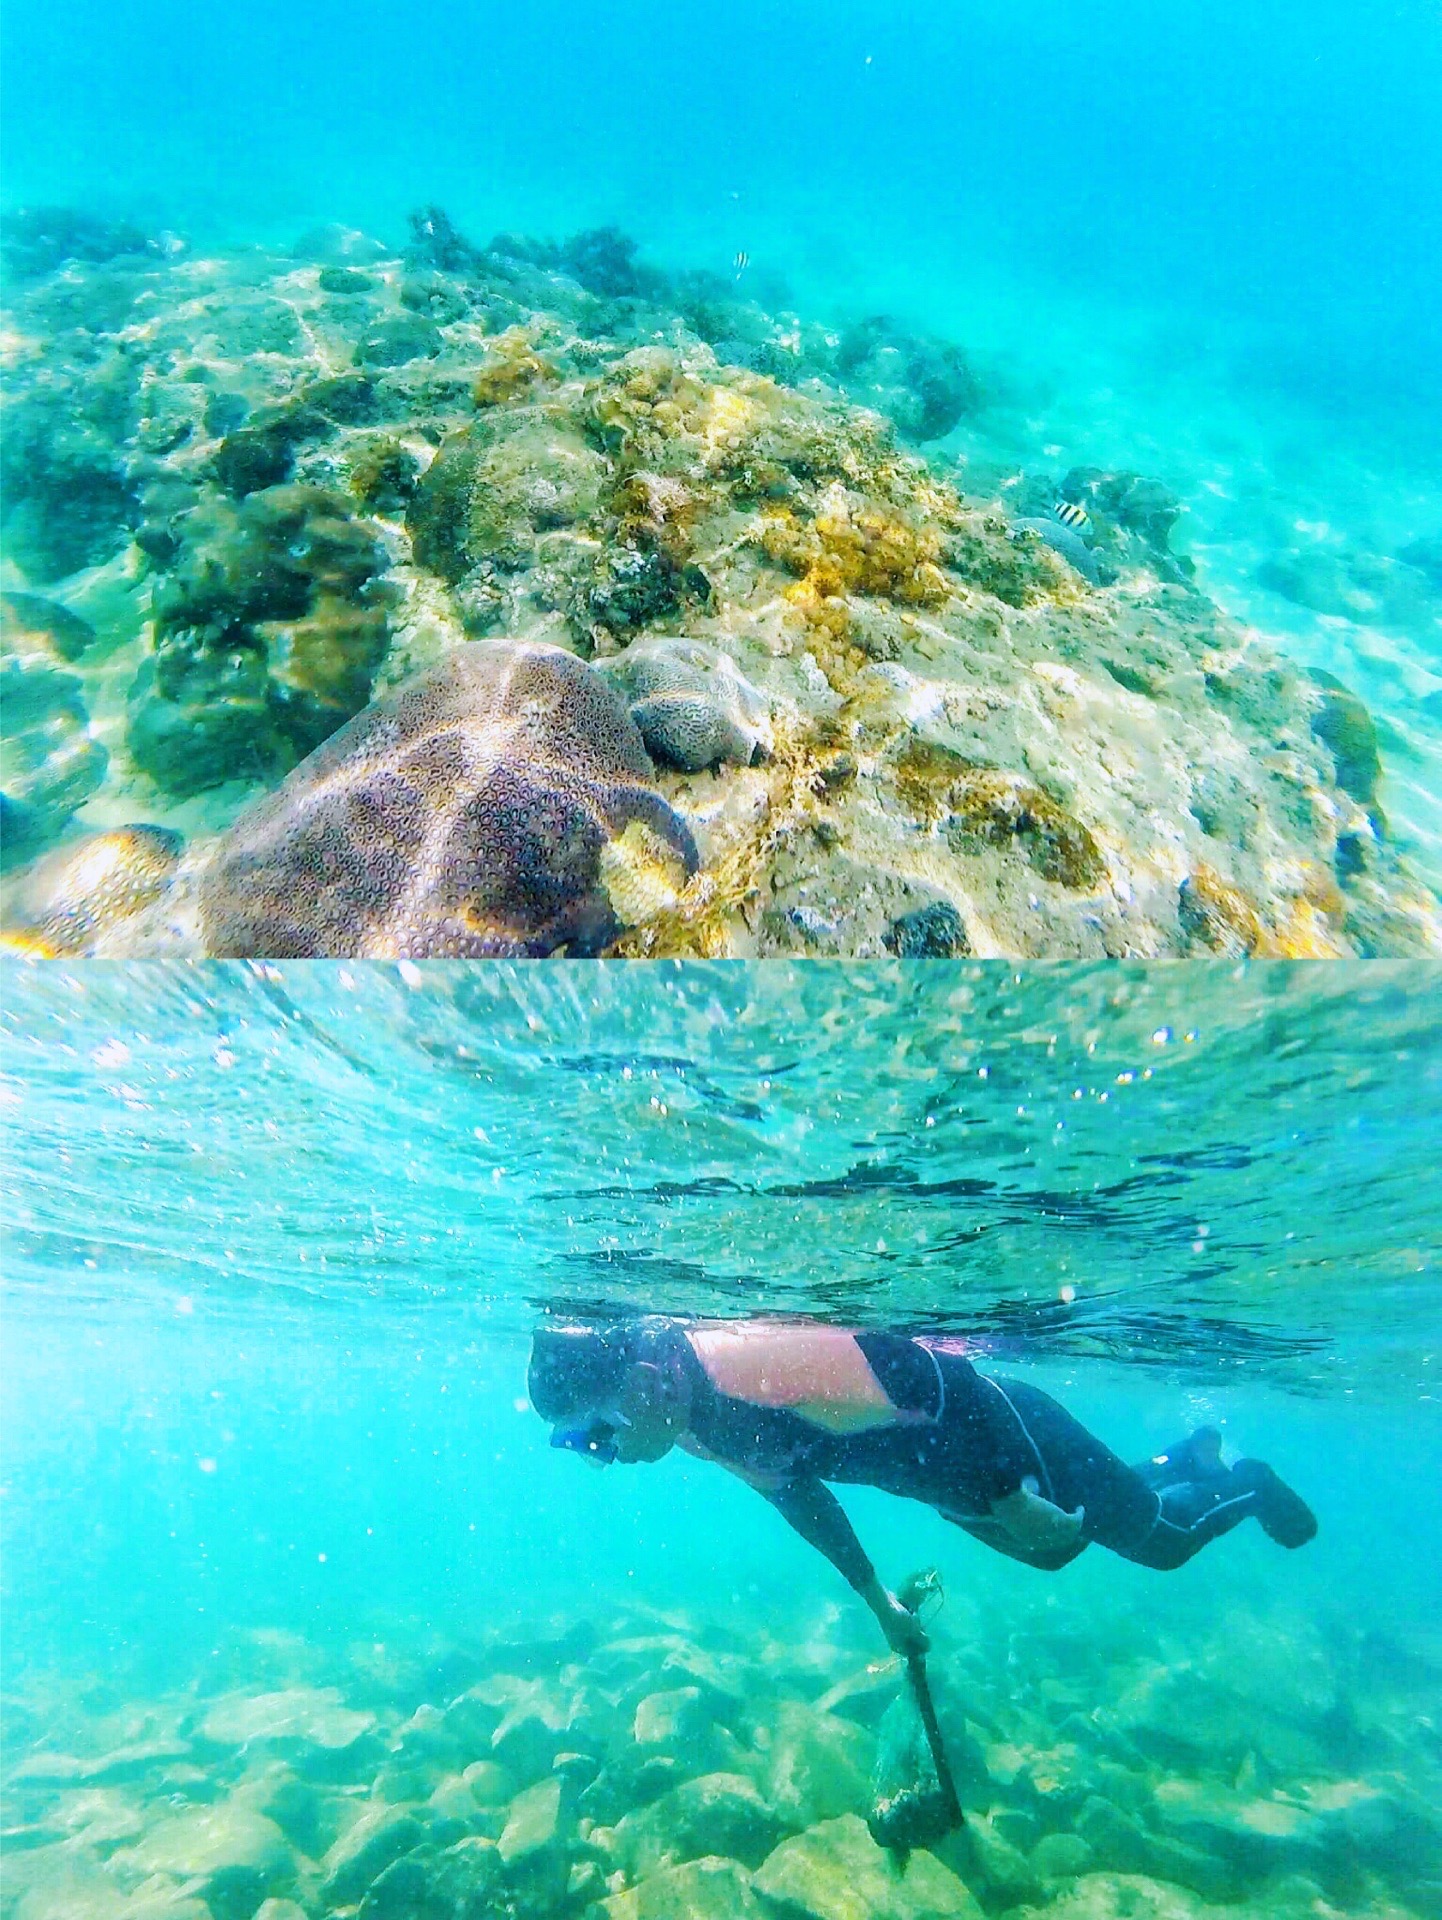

733,250,750,281
1052,499,1091,533
1011,518,1103,586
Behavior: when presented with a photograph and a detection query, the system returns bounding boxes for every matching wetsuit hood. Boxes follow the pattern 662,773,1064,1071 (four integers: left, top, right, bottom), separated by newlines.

529,1323,629,1424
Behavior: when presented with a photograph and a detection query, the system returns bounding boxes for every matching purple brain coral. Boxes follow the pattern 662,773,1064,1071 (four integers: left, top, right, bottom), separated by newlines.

199,640,699,957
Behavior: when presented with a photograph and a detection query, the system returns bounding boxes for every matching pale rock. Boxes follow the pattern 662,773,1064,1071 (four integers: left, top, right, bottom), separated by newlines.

602,1854,767,1920
612,1770,785,1877
461,1758,514,1806
198,1686,375,1754
1030,1831,1093,1879
633,1687,713,1751
1013,1870,1223,1920
318,1804,424,1905
1074,1795,1238,1903
752,1813,984,1920
428,1771,482,1821
763,1701,873,1827
119,1802,292,1884
498,1774,564,1865
939,1811,1041,1905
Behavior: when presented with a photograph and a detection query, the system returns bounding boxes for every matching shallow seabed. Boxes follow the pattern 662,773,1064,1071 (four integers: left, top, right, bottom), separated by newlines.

2,961,1440,1920
3,225,1439,964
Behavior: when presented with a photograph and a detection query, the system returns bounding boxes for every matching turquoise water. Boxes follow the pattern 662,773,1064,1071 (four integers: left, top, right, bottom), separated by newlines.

3,0,1442,879
2,961,1440,1916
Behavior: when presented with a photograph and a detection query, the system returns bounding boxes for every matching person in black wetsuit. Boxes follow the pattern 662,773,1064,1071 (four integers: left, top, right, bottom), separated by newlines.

528,1317,1317,1654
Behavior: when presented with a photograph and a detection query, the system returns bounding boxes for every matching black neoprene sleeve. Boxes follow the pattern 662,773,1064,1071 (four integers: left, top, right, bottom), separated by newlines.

758,1477,876,1590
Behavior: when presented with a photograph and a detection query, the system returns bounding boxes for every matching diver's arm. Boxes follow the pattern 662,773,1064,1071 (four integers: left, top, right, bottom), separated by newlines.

990,1477,1084,1553
758,1476,928,1655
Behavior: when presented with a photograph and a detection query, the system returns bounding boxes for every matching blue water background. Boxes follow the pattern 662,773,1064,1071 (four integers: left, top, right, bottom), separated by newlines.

2,961,1438,1686
4,0,1439,414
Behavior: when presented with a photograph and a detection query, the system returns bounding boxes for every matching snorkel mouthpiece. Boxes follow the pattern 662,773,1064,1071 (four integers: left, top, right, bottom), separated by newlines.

551,1422,617,1466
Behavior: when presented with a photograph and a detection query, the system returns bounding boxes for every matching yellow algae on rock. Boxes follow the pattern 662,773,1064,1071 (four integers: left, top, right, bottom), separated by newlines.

3,826,184,955
599,819,693,929
472,327,561,409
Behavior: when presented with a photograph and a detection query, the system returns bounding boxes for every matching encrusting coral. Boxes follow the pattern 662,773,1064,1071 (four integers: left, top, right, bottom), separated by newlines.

1,203,1438,957
197,640,698,958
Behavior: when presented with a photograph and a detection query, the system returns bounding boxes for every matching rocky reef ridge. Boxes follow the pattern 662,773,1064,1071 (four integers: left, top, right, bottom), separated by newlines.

2,207,1437,956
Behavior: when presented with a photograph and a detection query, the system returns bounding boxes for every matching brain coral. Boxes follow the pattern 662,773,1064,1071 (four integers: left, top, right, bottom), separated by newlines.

598,637,772,772
198,641,699,958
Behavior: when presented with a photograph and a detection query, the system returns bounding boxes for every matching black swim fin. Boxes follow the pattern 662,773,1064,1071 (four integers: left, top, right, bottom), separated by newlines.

1233,1460,1318,1548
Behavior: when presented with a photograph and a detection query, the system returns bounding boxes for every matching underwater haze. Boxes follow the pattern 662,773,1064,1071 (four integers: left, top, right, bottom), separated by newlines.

3,0,1442,926
2,961,1440,1919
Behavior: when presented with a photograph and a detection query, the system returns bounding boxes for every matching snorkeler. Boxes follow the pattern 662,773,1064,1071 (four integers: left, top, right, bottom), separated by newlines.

528,1318,1317,1655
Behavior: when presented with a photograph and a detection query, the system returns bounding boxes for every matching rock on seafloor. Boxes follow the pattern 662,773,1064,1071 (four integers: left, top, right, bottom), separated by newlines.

601,1853,768,1920
1,206,1439,955
2,1585,1437,1920
196,640,699,957
752,1813,984,1920
0,594,108,859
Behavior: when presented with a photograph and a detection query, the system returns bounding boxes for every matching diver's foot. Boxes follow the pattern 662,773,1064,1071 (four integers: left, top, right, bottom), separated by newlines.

1139,1426,1224,1489
1237,1460,1318,1548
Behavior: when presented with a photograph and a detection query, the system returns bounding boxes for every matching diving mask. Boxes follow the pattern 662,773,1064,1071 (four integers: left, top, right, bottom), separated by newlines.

550,1404,630,1467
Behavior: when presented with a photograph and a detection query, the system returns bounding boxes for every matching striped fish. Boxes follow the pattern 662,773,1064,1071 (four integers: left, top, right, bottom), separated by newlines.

733,250,750,280
1052,499,1091,532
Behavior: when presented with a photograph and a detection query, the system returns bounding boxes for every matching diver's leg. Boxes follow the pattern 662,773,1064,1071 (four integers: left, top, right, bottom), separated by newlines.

985,1378,1162,1552
1132,1426,1225,1490
990,1383,1316,1567
937,1506,1089,1573
1120,1459,1317,1569
1225,1459,1318,1547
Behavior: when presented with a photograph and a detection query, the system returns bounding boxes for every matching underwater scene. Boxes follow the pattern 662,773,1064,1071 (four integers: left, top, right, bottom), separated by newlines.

2,1,1442,957
3,960,1440,1920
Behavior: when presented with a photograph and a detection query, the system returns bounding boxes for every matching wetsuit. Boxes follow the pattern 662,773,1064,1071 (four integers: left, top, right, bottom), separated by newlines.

601,1319,1316,1593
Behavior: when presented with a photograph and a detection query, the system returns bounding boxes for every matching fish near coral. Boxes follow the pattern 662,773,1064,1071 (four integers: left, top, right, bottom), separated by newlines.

198,641,699,958
1011,517,1103,587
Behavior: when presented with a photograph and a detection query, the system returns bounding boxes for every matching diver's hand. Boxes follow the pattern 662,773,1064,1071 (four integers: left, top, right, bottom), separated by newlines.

861,1575,931,1656
992,1478,1085,1554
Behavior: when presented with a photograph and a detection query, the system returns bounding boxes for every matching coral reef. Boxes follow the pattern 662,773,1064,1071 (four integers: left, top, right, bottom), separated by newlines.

197,641,699,958
129,484,394,793
598,638,772,772
2,1588,1436,1920
1,824,183,954
0,204,173,281
1,361,140,582
0,207,1436,955
833,313,984,442
0,596,107,858
883,901,971,959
